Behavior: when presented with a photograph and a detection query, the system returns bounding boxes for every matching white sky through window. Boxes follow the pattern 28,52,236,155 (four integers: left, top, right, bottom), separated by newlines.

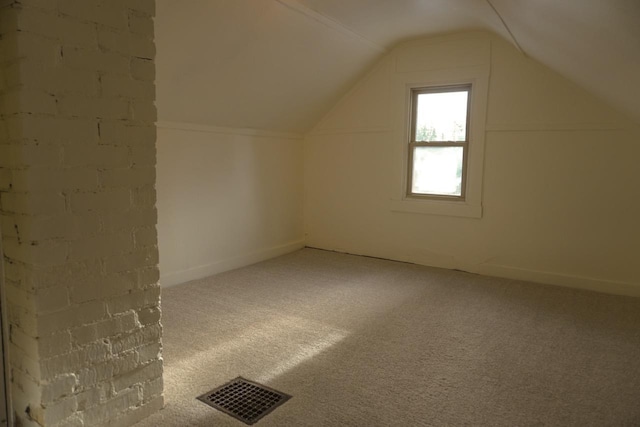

415,91,468,142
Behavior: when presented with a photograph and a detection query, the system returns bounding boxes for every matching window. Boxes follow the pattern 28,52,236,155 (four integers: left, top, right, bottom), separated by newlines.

407,85,471,200
389,45,489,219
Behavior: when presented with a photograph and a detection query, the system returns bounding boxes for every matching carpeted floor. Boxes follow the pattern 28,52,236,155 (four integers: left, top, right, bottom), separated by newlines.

134,248,640,426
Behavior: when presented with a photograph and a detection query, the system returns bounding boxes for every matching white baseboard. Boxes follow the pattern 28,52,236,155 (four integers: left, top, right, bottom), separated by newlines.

160,240,305,287
306,244,640,298
472,263,640,297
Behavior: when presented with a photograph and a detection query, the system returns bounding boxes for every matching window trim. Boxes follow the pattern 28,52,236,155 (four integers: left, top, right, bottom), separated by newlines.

407,84,472,201
390,65,489,219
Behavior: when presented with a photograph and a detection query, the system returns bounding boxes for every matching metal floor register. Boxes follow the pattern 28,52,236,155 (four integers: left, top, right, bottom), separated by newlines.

197,377,292,425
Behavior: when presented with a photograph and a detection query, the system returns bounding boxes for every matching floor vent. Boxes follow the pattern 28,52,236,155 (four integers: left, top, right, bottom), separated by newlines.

197,377,292,425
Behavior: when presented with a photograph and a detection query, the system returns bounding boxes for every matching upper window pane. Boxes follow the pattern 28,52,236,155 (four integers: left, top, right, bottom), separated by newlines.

415,90,469,142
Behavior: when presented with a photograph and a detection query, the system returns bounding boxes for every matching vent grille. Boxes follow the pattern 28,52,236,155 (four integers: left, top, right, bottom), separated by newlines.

197,377,291,425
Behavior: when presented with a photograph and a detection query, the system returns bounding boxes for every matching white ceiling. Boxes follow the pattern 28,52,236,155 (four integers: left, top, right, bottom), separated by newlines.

156,0,640,133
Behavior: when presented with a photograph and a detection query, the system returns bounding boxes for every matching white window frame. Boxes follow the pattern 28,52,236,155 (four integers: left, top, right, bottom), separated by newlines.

407,84,471,200
390,66,489,218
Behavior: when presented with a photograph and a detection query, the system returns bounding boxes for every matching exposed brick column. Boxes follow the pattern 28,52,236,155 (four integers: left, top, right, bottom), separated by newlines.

0,1,163,426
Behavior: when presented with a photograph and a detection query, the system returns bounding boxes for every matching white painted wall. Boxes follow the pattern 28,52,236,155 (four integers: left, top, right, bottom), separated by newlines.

305,32,640,296
156,123,305,286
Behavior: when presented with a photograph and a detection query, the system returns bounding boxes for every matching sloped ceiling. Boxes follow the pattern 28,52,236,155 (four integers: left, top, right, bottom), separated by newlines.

156,0,640,133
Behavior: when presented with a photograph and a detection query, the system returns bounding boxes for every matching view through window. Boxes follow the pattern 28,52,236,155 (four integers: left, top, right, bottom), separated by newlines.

408,85,471,199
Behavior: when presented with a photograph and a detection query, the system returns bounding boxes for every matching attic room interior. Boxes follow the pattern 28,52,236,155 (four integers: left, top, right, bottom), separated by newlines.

0,0,639,426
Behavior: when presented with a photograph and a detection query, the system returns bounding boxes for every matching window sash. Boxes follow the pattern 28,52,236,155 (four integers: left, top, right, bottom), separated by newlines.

407,85,471,200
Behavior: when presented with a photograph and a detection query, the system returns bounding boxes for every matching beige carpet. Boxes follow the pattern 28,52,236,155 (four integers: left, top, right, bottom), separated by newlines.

134,248,640,426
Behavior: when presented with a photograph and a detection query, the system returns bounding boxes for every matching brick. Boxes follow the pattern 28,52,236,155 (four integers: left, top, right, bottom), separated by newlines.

107,287,160,315
129,100,156,123
104,247,158,274
5,279,35,310
82,387,141,425
0,5,18,34
69,189,131,213
41,374,78,404
14,0,58,11
78,350,139,389
3,238,69,266
97,120,127,145
128,33,155,59
0,143,62,168
100,74,155,100
11,369,41,408
130,57,154,82
56,16,98,49
102,208,157,232
70,324,98,347
110,323,160,355
96,27,131,56
12,213,101,241
12,378,42,427
96,311,137,339
136,306,160,327
131,143,156,166
112,359,161,393
8,303,39,338
13,4,58,36
99,166,154,189
57,0,128,30
39,331,73,358
4,1,160,423
2,255,21,280
11,115,98,145
128,0,155,17
137,342,161,365
17,59,99,95
128,11,154,37
34,286,70,314
38,395,77,426
41,341,110,380
123,124,155,146
0,191,66,215
133,226,156,248
63,144,129,168
131,185,156,209
10,323,38,356
9,342,42,380
38,300,107,336
0,63,18,93
11,167,98,192
68,232,133,261
75,386,103,411
6,281,35,316
14,31,62,67
69,271,136,304
137,266,159,288
0,167,11,190
141,376,162,403
108,396,164,427
0,87,57,114
58,95,130,120
23,259,103,290
54,414,84,427
62,46,129,76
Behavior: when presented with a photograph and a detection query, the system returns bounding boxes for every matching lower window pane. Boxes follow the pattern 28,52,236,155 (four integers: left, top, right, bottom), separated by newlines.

411,146,463,196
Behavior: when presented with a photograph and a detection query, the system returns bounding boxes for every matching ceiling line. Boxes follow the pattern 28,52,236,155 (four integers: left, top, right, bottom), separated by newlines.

485,0,527,56
273,0,388,54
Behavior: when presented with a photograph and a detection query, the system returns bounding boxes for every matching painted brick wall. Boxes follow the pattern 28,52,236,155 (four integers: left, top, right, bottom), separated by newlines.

0,1,163,426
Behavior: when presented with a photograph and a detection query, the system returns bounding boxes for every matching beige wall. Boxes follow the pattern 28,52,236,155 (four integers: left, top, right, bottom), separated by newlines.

305,32,640,296
156,123,304,286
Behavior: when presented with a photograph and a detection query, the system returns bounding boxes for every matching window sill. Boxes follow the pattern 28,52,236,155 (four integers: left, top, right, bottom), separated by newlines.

390,198,482,218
